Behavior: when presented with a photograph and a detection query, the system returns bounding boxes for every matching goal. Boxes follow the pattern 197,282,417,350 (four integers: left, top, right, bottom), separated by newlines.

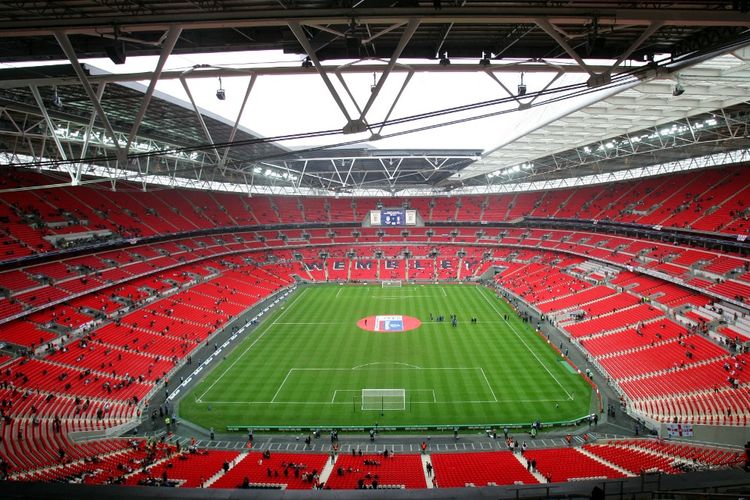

381,280,402,288
361,388,406,411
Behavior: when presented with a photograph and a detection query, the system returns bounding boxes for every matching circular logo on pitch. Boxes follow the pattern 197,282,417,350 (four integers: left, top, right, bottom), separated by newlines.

358,315,421,332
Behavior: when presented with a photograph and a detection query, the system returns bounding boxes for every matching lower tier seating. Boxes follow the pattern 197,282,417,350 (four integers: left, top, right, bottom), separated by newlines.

209,452,329,490
522,448,627,482
429,451,538,487
325,454,427,489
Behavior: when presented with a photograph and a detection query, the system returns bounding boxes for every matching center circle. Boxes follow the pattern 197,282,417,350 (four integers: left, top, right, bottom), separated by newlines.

357,315,421,332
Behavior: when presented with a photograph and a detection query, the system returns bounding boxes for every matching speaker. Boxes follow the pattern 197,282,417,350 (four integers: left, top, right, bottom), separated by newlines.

105,42,126,64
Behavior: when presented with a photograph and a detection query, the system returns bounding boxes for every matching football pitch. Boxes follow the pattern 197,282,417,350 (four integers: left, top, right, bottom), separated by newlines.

179,284,594,430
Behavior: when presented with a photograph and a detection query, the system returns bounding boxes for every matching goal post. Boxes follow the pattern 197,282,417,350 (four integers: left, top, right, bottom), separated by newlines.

361,388,406,411
381,280,402,288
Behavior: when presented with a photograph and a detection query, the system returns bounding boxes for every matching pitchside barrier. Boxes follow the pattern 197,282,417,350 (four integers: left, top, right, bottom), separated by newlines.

225,414,597,432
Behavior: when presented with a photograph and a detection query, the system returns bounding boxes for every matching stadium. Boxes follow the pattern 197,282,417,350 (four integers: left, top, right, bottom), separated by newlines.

0,2,750,498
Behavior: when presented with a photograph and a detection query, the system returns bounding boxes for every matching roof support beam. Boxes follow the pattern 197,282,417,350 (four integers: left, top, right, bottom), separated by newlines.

484,72,522,107
359,18,420,122
608,21,663,74
4,7,750,36
179,76,221,162
53,31,122,159
0,62,635,90
535,19,596,79
361,21,407,45
375,69,414,138
333,72,370,134
288,21,355,126
126,25,182,151
28,85,68,165
218,75,257,174
78,82,107,185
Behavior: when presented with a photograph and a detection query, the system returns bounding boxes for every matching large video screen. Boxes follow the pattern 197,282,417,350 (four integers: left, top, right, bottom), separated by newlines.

368,209,416,226
381,209,404,226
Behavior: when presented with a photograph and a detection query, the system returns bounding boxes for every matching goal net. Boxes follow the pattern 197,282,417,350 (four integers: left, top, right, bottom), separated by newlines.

381,280,402,288
361,388,406,411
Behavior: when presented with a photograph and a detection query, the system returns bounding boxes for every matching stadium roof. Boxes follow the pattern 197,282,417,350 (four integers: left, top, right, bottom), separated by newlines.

0,2,749,195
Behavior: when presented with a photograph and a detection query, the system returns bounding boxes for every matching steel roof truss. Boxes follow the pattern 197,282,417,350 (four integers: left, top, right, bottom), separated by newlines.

218,74,257,175
126,26,182,151
288,21,354,126
28,85,68,166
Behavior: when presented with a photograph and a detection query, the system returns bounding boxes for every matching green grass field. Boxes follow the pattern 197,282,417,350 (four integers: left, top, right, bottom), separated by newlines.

179,284,594,430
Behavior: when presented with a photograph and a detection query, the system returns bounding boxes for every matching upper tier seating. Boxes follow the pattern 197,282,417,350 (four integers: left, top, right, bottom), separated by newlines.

0,162,749,488
2,164,750,265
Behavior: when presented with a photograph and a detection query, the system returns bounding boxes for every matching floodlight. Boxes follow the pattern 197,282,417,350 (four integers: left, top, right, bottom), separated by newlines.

301,57,313,68
51,87,62,108
479,52,491,66
105,41,127,64
517,72,526,96
216,77,225,100
439,52,450,65
672,83,685,97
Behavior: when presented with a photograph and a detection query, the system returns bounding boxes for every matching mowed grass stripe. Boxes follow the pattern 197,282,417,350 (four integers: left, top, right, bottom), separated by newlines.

180,285,593,428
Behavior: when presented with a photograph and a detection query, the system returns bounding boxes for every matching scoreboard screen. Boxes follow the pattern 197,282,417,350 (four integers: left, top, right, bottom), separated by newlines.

369,209,416,226
381,209,404,226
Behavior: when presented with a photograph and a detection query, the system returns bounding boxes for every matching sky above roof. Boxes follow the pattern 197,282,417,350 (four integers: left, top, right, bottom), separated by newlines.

3,50,629,155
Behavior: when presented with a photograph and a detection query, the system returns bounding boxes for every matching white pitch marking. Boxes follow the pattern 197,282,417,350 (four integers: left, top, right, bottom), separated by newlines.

275,321,358,325
199,398,563,405
373,295,446,299
478,288,574,400
479,367,499,402
270,368,295,403
352,362,422,370
197,288,308,401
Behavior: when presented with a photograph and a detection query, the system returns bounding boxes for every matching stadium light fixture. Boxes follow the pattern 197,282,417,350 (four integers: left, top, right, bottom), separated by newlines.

517,72,527,96
105,40,127,65
216,77,226,100
51,86,63,108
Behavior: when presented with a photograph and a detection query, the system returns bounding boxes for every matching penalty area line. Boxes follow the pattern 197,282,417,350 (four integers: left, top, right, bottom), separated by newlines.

270,368,295,403
196,288,308,401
